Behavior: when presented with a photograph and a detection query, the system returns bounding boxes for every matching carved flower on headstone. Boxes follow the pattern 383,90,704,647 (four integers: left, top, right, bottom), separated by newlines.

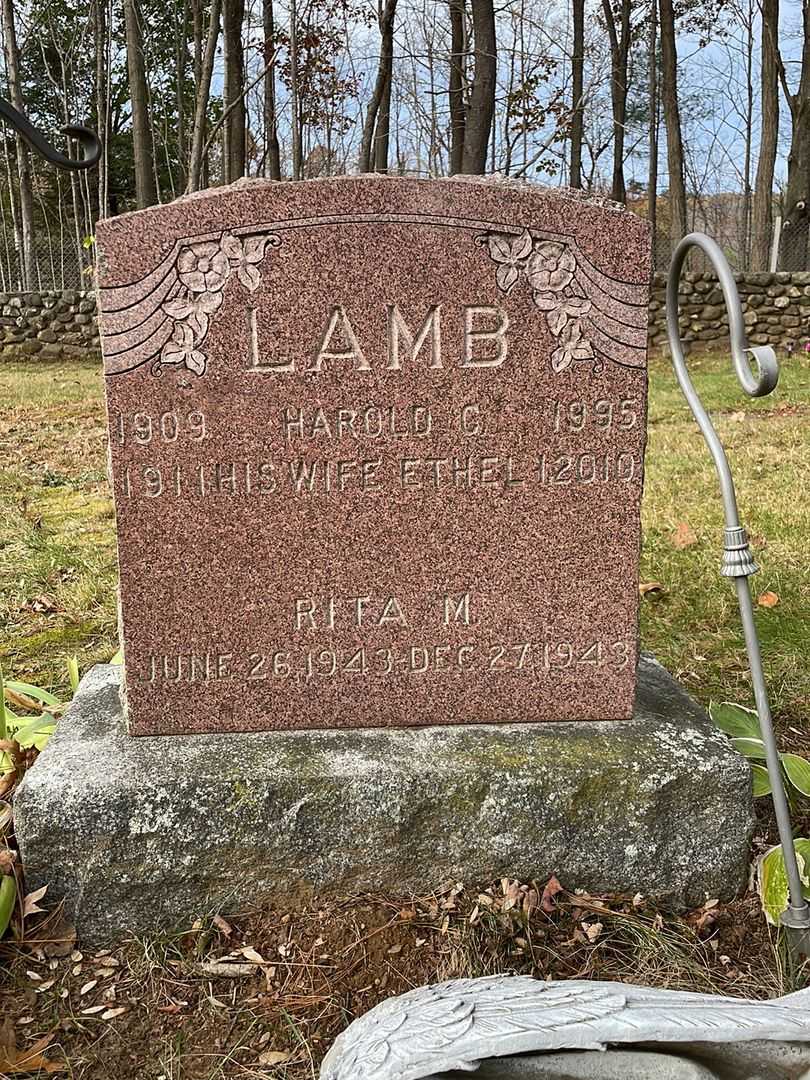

221,232,277,292
551,318,595,373
484,228,534,293
534,291,592,334
162,289,223,343
477,227,599,375
153,228,282,377
177,242,230,293
526,241,576,293
159,320,207,376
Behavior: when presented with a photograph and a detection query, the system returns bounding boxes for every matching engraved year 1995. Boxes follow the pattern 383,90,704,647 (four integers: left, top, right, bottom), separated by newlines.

551,398,639,433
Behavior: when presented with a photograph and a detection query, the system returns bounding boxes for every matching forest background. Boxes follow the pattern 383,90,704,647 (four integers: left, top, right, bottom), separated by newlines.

1,0,809,292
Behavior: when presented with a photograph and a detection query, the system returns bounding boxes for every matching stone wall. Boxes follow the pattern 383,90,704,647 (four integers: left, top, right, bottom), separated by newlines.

2,275,810,360
648,270,810,351
0,289,99,358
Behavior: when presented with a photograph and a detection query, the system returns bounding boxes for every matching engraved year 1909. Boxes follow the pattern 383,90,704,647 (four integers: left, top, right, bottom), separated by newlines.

113,409,206,445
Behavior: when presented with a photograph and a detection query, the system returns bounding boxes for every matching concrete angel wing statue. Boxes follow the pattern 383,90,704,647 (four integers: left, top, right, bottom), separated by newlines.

320,975,810,1080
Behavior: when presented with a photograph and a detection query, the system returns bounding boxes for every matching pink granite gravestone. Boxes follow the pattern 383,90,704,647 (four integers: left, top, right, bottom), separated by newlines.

96,177,651,736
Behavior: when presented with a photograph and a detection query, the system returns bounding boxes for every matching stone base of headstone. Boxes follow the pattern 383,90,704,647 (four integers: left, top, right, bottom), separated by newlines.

16,655,753,945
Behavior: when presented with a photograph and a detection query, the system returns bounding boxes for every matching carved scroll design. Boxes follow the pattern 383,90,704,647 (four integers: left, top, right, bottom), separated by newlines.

477,228,603,374
319,974,810,1080
155,231,281,376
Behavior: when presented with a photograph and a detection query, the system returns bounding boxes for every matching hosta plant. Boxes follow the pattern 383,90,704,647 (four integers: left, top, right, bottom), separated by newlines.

711,702,810,926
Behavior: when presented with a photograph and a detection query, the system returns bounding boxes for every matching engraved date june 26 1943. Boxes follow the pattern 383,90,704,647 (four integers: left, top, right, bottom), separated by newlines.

142,639,633,686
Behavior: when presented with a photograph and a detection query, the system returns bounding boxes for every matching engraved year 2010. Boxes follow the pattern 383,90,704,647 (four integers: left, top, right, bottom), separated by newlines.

114,410,206,445
552,398,638,433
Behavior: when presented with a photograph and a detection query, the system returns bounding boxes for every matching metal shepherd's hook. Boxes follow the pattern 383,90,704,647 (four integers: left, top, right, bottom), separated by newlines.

667,233,810,952
0,96,100,171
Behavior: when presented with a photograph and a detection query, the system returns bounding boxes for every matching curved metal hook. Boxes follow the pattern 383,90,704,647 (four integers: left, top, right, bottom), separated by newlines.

666,232,778,529
0,96,101,171
667,233,810,946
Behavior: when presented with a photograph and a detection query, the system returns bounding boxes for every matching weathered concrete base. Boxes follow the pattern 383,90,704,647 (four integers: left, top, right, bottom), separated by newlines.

16,655,753,944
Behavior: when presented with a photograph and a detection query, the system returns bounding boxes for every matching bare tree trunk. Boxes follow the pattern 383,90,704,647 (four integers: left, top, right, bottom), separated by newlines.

647,0,658,252
289,0,302,180
263,0,282,179
187,0,221,192
448,0,466,175
175,0,189,187
658,0,687,248
569,0,585,188
602,0,631,204
123,0,158,207
461,0,496,174
222,0,246,183
94,0,109,218
751,0,778,269
1,0,35,288
779,1,810,270
739,0,754,269
359,0,398,172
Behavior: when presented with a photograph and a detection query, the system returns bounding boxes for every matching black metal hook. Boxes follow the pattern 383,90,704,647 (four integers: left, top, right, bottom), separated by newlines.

0,96,101,171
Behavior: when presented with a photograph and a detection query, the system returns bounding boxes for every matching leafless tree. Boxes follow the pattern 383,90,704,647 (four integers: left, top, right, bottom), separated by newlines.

1,0,35,286
659,0,687,246
751,0,778,269
123,0,158,207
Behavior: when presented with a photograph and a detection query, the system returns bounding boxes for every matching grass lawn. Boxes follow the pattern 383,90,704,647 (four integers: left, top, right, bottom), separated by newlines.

1,346,808,730
0,347,808,1076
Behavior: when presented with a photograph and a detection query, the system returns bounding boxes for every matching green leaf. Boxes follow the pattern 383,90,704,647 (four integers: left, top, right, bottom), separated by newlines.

757,841,810,924
782,754,810,797
12,717,56,750
0,664,6,742
0,875,15,938
4,681,61,707
732,737,768,760
67,656,80,693
710,701,762,740
751,764,773,797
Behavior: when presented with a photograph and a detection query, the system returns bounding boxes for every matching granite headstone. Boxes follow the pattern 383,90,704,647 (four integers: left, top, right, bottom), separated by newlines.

96,177,651,735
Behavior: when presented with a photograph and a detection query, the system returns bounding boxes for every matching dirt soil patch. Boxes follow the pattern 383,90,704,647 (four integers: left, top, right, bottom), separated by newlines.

0,878,795,1079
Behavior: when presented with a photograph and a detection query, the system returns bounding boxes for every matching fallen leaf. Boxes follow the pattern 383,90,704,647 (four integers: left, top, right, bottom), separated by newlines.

101,1008,127,1020
758,591,780,608
240,947,267,965
386,943,402,955
79,980,98,996
258,1050,291,1066
80,1006,106,1016
639,581,665,597
28,594,59,614
672,522,697,549
212,915,232,937
583,921,603,942
23,885,48,919
197,960,256,978
541,876,564,914
0,1031,62,1074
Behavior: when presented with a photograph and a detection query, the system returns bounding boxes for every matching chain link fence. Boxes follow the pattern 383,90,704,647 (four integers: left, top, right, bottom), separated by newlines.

0,234,89,294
